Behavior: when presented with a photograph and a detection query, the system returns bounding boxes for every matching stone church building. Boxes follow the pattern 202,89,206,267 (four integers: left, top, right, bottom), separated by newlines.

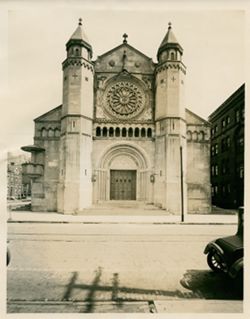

22,20,211,215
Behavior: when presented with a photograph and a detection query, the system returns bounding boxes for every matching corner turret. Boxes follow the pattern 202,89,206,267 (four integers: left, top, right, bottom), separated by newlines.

157,22,183,63
66,18,92,60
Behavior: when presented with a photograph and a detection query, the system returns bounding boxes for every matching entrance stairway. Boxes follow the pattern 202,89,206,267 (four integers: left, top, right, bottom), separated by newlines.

78,201,166,216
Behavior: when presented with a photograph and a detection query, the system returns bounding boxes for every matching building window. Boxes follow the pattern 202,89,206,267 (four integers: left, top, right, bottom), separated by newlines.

193,131,198,141
222,185,226,195
109,127,114,137
170,52,175,60
141,128,146,137
75,48,80,56
215,144,218,155
214,185,218,195
239,165,244,179
242,109,244,119
226,116,231,125
211,166,214,176
135,127,139,137
96,127,101,137
222,161,227,175
223,161,230,175
236,109,240,122
48,128,54,137
237,136,244,148
221,137,230,151
55,128,60,137
103,127,107,137
211,186,214,196
199,131,205,141
122,128,127,137
41,128,47,137
221,139,225,152
115,127,120,137
211,145,214,156
215,165,218,176
147,128,152,138
222,119,226,128
128,127,133,137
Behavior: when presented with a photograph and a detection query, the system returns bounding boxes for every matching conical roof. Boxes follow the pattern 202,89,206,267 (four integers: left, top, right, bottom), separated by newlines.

159,23,179,47
70,18,90,44
157,23,183,60
66,18,92,57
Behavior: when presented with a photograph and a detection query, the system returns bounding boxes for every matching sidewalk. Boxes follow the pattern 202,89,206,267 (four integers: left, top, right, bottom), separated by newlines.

7,209,238,225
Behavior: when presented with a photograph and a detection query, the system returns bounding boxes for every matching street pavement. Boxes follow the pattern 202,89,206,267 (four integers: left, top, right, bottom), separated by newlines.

7,209,238,225
7,222,243,314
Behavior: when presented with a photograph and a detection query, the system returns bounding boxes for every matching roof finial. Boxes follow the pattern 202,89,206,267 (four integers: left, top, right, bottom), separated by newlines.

123,33,128,43
168,22,172,30
78,18,82,26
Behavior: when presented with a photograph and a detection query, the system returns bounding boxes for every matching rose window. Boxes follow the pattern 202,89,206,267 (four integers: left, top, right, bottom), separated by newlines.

105,81,145,119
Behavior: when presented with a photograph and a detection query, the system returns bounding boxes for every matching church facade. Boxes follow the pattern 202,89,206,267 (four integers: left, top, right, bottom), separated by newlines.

22,20,211,215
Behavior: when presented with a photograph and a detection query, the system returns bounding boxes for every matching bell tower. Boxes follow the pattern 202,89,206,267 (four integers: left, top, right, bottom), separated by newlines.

154,23,187,215
58,19,94,214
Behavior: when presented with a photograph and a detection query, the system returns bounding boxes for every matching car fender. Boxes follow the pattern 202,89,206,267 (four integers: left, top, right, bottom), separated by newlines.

204,241,224,256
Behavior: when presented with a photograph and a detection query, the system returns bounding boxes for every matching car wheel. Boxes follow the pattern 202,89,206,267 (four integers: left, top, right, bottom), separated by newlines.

207,251,224,272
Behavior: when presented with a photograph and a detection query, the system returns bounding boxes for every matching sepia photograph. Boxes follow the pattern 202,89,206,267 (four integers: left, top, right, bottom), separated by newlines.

0,0,248,317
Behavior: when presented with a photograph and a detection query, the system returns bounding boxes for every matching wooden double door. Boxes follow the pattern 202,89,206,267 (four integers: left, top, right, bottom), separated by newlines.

110,170,136,200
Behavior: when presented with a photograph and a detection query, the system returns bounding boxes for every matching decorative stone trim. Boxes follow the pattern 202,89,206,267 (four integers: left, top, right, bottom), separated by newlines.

62,57,94,72
61,114,93,121
95,118,154,124
155,62,186,75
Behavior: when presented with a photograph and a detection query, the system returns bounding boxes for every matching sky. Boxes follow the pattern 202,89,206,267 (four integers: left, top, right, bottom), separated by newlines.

0,1,247,154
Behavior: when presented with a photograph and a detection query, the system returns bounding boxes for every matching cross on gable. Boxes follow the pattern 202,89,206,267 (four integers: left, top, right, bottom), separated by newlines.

123,33,128,43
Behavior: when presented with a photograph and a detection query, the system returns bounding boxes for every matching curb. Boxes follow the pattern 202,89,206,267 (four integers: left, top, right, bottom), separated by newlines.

7,220,237,225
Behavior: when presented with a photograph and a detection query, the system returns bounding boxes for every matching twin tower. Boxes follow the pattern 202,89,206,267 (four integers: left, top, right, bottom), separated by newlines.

23,20,211,215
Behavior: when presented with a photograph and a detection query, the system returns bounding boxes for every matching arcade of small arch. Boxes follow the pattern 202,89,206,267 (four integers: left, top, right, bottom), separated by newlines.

94,125,154,139
39,127,61,138
186,130,206,142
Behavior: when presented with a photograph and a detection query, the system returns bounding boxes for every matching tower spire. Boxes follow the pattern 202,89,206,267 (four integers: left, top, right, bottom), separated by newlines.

65,18,93,60
157,22,183,62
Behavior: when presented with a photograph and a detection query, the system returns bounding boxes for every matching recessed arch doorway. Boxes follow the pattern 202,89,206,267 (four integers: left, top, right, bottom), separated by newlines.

94,144,151,202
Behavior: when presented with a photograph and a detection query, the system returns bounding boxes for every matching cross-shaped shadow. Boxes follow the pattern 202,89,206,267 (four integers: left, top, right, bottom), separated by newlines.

61,268,243,313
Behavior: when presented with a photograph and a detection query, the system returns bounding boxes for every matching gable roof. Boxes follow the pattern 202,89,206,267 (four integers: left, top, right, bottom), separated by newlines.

95,42,154,63
34,105,62,122
185,108,210,126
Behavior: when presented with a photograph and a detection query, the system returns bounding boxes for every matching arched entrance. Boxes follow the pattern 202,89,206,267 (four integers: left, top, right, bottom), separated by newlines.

94,144,151,203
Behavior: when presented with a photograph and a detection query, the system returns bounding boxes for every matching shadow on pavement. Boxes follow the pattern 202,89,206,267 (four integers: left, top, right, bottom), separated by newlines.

60,267,242,313
180,269,243,300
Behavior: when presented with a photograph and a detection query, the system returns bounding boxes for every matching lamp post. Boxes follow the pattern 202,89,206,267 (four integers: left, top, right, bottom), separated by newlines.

180,146,184,222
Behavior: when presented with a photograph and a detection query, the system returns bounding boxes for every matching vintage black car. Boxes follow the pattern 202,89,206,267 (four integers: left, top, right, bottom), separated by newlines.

204,207,243,286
